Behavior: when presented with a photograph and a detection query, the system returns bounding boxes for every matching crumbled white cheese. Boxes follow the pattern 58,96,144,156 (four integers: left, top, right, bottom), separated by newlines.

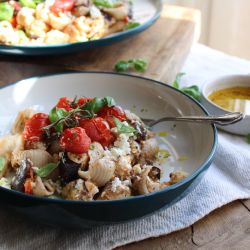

111,134,131,158
111,177,122,193
0,178,11,189
122,179,131,187
75,179,84,191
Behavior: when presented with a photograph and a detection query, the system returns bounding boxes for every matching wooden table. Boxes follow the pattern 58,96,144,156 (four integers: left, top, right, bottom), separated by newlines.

118,200,250,250
1,4,249,250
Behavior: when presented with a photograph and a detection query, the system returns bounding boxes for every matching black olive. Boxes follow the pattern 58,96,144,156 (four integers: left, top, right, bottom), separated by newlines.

132,121,148,142
149,167,161,181
11,159,33,192
59,155,80,185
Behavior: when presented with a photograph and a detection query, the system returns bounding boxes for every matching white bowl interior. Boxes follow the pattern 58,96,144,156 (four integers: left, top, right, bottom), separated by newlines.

0,73,215,182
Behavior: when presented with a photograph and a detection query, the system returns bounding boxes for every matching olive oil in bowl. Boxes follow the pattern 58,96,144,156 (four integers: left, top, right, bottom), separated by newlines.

208,87,250,115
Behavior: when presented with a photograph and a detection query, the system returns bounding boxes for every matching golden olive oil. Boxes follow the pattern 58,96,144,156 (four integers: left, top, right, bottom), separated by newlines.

208,86,250,114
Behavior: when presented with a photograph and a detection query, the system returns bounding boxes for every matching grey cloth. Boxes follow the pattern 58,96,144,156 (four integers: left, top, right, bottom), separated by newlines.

1,44,250,250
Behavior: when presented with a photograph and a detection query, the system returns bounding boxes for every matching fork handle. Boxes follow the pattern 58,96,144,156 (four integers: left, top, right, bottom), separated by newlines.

146,112,244,127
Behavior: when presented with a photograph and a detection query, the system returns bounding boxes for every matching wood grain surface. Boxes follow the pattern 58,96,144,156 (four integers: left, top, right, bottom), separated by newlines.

118,200,250,250
0,5,201,86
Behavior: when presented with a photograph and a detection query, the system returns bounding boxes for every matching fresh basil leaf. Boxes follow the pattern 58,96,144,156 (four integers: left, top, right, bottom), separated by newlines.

114,118,136,134
114,59,147,73
35,163,58,178
49,107,68,133
246,134,250,144
125,21,140,30
0,3,14,21
115,60,131,72
172,72,185,89
132,59,147,72
94,0,117,8
0,156,6,172
83,97,105,116
19,0,37,8
103,96,116,107
181,85,202,102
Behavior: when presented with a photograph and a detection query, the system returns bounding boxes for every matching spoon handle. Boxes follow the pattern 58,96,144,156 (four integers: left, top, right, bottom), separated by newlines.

144,112,244,127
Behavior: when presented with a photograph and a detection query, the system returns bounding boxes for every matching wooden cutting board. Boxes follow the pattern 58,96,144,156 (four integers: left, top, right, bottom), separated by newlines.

0,5,201,86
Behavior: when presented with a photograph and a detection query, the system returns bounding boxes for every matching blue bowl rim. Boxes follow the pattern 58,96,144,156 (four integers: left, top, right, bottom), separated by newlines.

0,71,218,205
0,0,163,52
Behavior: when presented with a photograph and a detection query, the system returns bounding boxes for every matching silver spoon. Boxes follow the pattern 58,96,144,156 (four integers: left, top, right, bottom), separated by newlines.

141,112,244,127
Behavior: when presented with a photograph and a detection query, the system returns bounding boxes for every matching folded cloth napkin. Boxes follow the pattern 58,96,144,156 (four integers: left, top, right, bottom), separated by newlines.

1,44,250,250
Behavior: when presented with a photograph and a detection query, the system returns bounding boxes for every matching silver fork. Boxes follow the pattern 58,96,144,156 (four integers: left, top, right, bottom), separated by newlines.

141,112,244,128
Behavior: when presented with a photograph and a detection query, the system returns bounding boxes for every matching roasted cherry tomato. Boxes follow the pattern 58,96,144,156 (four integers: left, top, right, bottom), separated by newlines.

56,97,73,111
23,113,50,143
51,0,76,13
80,117,115,147
98,106,127,128
77,97,92,107
60,127,91,154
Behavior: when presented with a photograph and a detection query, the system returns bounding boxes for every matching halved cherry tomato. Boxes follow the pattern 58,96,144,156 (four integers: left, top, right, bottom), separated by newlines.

50,0,76,13
23,113,50,143
60,127,91,154
56,97,73,111
98,106,127,128
80,117,115,147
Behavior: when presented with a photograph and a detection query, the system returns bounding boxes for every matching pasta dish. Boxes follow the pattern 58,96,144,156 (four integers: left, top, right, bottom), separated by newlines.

0,0,136,46
0,96,187,201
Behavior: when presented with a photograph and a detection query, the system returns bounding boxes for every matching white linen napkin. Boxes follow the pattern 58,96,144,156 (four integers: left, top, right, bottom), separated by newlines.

0,44,250,250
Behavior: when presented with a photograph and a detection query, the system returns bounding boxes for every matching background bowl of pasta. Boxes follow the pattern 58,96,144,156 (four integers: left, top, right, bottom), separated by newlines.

0,0,162,56
0,72,217,228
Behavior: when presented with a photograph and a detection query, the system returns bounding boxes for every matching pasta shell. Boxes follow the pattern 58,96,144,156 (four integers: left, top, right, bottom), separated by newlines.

62,179,98,201
103,5,129,21
132,166,161,195
11,149,53,168
88,142,104,164
11,108,35,134
98,178,131,200
0,134,24,157
115,155,132,180
79,156,115,187
32,176,54,197
141,138,159,161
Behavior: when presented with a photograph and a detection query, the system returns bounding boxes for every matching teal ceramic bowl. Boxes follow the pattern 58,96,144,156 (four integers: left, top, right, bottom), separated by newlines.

0,0,162,56
0,72,217,228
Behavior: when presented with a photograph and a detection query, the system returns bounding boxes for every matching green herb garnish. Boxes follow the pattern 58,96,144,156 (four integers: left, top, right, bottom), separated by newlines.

125,22,140,30
43,96,116,133
246,134,250,144
103,96,116,107
114,118,136,134
115,59,147,73
0,157,6,172
0,3,14,21
19,0,37,8
172,73,202,102
35,163,58,178
93,0,117,8
49,107,68,133
172,72,185,89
